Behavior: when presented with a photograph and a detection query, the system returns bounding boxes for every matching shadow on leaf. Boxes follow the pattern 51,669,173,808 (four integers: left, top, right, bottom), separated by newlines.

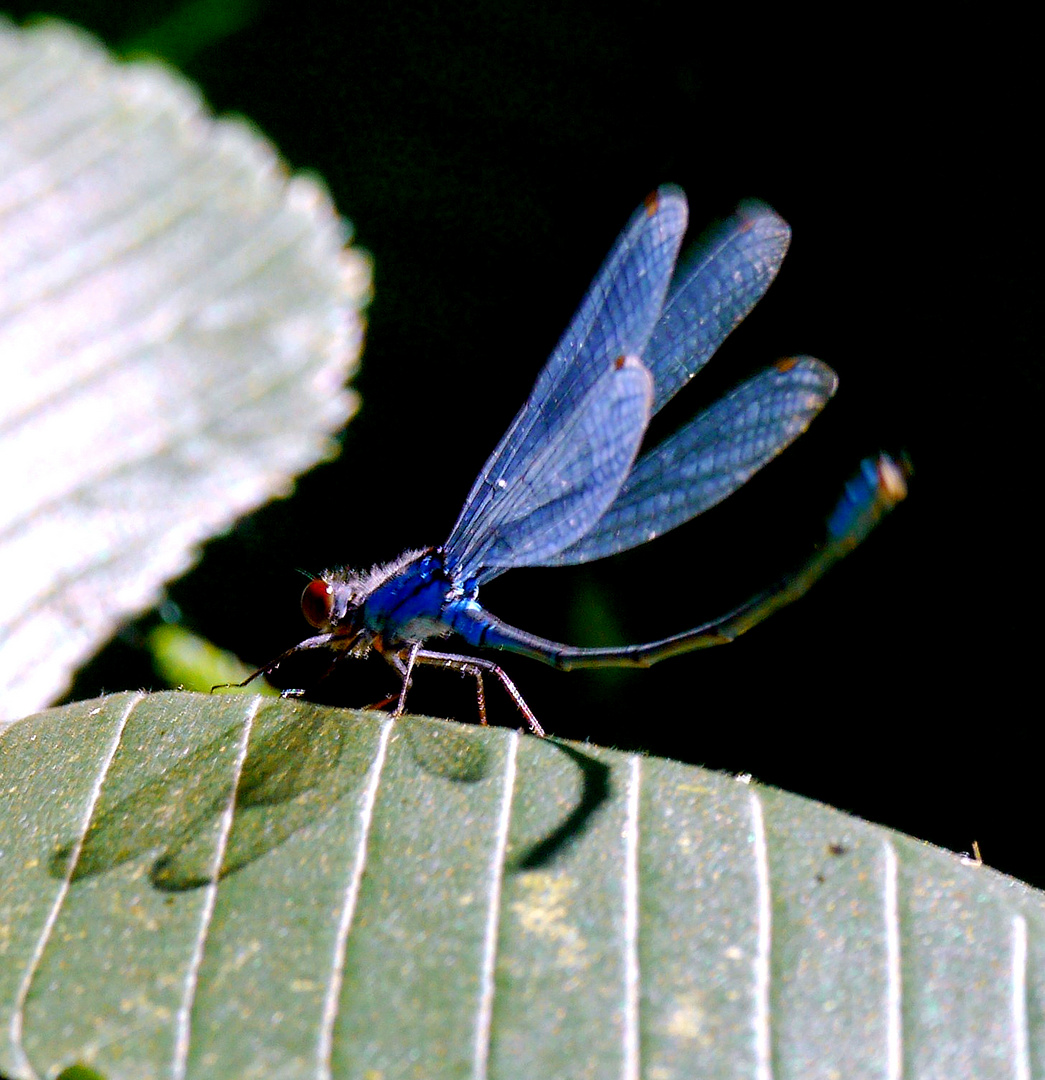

50,701,378,890
513,740,611,870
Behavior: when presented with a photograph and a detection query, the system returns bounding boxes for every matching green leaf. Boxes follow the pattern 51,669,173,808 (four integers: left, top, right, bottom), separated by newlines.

2,692,1043,1078
146,623,280,695
0,19,370,722
119,0,262,67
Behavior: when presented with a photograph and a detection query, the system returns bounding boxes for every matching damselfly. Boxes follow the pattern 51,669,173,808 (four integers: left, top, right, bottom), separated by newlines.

243,187,906,735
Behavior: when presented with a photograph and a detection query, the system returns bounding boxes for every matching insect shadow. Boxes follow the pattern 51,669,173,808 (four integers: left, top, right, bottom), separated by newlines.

49,703,376,890
511,740,612,870
46,700,607,891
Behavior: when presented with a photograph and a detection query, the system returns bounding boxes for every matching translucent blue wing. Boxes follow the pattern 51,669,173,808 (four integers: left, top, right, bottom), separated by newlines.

534,201,804,565
459,357,653,577
642,201,791,412
536,357,837,565
445,187,688,583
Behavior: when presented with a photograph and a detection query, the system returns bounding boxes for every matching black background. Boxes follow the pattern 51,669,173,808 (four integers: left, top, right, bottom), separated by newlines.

11,4,1040,885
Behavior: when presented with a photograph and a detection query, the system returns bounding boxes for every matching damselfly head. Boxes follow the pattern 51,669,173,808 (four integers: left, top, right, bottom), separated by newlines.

300,571,370,631
301,549,432,632
300,577,347,631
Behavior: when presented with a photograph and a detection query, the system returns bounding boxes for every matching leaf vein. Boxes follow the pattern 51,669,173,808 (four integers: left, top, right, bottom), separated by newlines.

749,788,773,1080
622,754,641,1080
171,693,260,1080
1012,914,1030,1080
9,690,144,1080
473,727,519,1079
316,715,394,1078
882,838,902,1080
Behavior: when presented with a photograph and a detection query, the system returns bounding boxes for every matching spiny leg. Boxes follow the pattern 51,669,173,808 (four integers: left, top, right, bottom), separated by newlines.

281,649,363,699
213,629,365,696
395,641,422,717
380,642,488,723
413,648,545,737
375,645,413,714
415,654,490,725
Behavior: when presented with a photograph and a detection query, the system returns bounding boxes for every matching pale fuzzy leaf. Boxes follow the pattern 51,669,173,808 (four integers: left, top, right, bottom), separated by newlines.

0,19,370,720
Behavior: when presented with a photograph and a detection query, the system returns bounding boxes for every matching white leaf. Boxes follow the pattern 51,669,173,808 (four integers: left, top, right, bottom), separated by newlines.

0,19,370,720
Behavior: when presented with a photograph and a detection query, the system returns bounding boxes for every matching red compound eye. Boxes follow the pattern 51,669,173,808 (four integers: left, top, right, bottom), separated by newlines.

301,579,335,629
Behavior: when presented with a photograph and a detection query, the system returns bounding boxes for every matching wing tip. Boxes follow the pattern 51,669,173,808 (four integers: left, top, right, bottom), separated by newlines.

774,355,840,397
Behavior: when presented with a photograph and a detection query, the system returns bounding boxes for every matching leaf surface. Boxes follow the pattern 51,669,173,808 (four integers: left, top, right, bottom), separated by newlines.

1,692,1041,1079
